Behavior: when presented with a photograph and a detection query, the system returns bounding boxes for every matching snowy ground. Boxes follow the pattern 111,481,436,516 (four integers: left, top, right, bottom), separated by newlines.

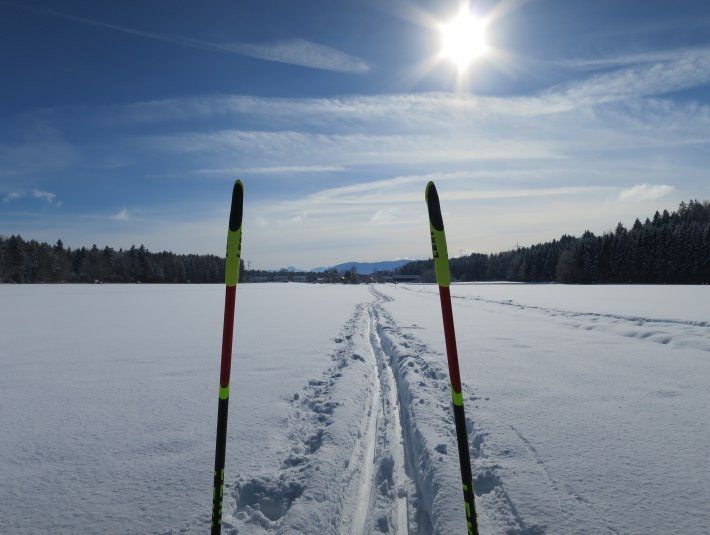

1,283,708,534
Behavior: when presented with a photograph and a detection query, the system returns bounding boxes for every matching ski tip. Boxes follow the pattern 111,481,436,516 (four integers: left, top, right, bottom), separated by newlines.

425,181,444,231
229,180,244,232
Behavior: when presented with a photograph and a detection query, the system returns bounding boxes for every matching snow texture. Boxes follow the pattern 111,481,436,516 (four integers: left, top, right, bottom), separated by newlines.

1,283,708,534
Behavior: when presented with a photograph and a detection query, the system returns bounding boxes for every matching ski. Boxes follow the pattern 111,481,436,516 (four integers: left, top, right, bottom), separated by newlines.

425,181,479,535
211,179,244,534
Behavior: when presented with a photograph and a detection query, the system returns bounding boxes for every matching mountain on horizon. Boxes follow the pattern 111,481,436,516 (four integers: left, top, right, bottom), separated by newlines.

311,259,414,275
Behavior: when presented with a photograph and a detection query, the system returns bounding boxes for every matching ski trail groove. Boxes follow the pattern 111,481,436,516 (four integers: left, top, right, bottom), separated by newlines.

343,309,381,535
368,304,411,535
340,302,415,534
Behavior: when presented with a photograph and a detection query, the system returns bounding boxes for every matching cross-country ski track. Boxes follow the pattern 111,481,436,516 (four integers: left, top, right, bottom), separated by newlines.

221,286,528,534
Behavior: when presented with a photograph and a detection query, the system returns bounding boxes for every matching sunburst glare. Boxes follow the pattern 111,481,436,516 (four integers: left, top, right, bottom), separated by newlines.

440,6,489,72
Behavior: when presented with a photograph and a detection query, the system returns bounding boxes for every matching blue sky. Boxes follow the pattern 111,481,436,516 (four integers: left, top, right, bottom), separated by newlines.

1,0,709,270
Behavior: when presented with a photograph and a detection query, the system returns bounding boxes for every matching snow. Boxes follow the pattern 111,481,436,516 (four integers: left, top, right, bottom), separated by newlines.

1,283,708,534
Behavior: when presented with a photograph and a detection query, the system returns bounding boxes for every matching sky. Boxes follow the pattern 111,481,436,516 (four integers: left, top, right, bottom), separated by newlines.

1,0,709,270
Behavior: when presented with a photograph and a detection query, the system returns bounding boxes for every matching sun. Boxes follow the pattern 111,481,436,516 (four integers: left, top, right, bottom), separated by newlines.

440,7,488,72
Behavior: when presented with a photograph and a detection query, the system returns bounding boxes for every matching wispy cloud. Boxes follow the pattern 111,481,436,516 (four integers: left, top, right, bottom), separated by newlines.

281,213,305,224
193,165,347,176
1,1,369,73
0,136,77,178
248,168,616,228
370,207,397,223
618,184,674,201
32,189,56,203
225,39,370,73
95,92,573,127
147,129,560,171
85,47,710,129
2,189,58,204
560,46,710,71
551,47,710,112
111,209,131,221
3,192,21,203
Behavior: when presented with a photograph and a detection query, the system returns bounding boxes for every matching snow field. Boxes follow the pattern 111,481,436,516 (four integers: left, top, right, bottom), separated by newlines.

1,283,708,534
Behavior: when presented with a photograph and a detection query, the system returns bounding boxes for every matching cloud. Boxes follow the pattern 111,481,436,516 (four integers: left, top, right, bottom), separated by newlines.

3,192,21,203
282,214,305,224
88,47,710,130
370,207,397,223
147,129,560,171
560,47,710,71
97,92,568,128
2,2,369,74
2,189,58,204
554,47,710,105
618,184,675,201
32,189,56,203
0,137,78,178
193,164,347,176
225,39,370,73
93,64,710,182
111,209,131,221
249,169,616,231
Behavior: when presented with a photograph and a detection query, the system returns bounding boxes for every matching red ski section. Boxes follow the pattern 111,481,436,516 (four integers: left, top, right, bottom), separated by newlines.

438,285,463,393
219,285,237,388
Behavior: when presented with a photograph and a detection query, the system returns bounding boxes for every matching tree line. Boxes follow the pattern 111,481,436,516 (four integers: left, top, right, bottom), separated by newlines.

3,199,709,284
0,238,242,283
0,235,365,285
398,200,710,284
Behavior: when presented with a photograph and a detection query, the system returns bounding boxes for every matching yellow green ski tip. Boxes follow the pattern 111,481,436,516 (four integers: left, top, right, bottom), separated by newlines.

225,180,243,287
425,181,451,288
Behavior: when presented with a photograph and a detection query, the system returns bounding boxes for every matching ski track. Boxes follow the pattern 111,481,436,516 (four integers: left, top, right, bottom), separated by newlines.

402,286,710,353
200,286,547,535
219,295,423,534
343,305,381,535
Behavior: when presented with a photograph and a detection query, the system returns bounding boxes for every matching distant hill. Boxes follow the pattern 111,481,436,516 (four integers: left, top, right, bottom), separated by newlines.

311,259,414,275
